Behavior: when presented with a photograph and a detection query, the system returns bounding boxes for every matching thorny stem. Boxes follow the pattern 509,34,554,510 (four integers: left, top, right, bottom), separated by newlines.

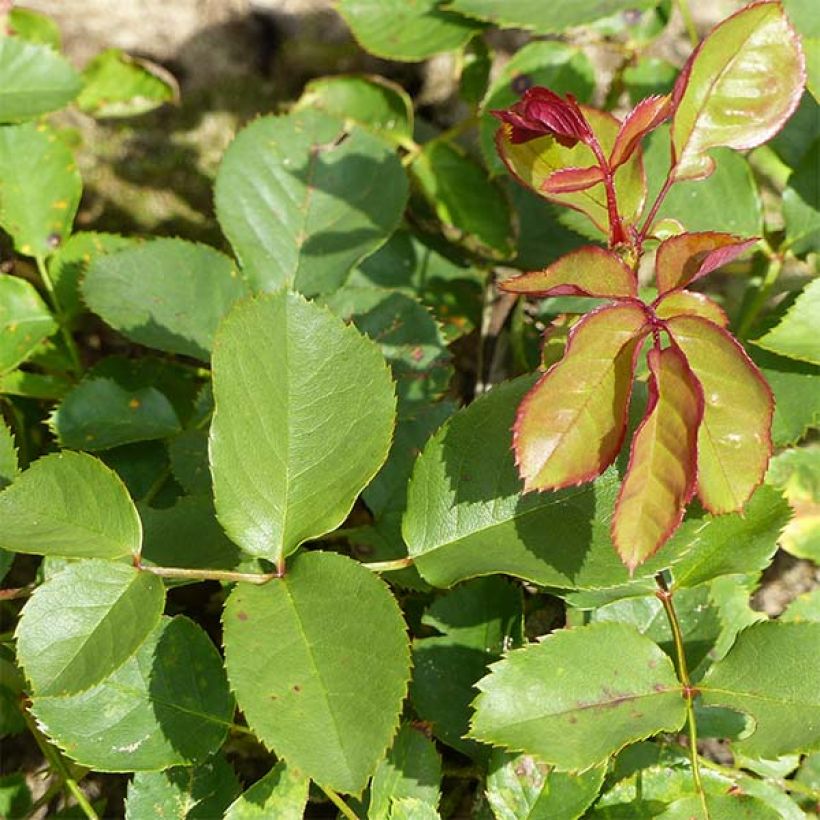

35,256,82,375
655,572,709,819
320,785,359,820
22,707,99,820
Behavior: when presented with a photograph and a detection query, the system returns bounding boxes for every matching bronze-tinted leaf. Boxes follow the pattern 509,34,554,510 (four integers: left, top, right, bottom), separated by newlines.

654,290,729,328
609,94,672,171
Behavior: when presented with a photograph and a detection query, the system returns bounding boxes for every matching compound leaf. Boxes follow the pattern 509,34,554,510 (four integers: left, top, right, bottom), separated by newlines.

223,551,410,793
500,246,636,299
82,238,248,361
0,37,81,122
671,1,806,180
214,110,407,295
666,316,773,514
470,622,686,770
32,616,234,772
700,621,820,757
612,346,703,572
209,291,395,564
514,302,648,491
15,560,164,696
0,451,142,560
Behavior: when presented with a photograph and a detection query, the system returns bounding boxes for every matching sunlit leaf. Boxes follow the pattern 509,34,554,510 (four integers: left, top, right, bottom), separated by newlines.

0,276,57,375
514,302,648,491
666,316,773,514
754,278,820,366
654,232,757,295
671,1,806,180
612,346,703,572
653,290,728,327
470,623,686,770
223,761,308,820
541,165,604,193
610,94,671,171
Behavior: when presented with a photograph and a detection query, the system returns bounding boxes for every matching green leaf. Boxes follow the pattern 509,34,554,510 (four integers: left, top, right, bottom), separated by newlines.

168,430,211,496
0,773,31,818
671,1,806,181
753,348,820,447
514,303,648,492
671,485,790,589
410,577,523,759
214,110,408,295
8,8,61,49
297,74,413,143
209,292,395,564
410,139,514,259
370,724,442,819
624,57,678,104
486,749,605,820
126,754,241,820
48,232,134,323
404,375,699,590
223,551,411,793
782,138,820,256
336,0,479,61
390,799,441,820
470,622,686,770
666,316,773,515
754,278,820,366
460,37,491,105
447,0,657,34
0,275,57,374
700,621,820,757
0,451,142,559
31,616,234,772
783,0,820,102
0,122,82,257
15,560,164,696
658,793,781,819
478,41,595,176
782,588,820,623
82,238,248,361
0,37,81,122
0,419,17,490
654,290,728,328
643,127,763,236
612,347,702,572
76,48,178,118
50,377,182,451
224,761,309,820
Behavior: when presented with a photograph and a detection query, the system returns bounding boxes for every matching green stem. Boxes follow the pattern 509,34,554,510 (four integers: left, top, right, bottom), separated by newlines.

736,253,783,340
362,557,413,573
24,779,65,819
655,573,708,819
140,464,174,507
676,0,699,46
136,560,278,585
637,165,677,247
22,708,98,820
35,256,82,375
320,785,359,820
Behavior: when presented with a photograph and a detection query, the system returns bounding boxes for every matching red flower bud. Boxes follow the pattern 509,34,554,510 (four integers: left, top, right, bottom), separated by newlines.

491,87,594,148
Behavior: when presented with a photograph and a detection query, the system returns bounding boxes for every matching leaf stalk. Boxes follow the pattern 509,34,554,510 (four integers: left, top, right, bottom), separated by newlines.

35,255,82,375
319,784,360,820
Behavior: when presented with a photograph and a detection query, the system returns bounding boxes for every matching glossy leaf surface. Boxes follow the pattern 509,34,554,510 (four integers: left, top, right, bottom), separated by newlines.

666,316,773,514
671,1,806,180
500,246,636,299
83,239,249,361
0,451,141,559
609,94,671,171
700,621,820,757
754,278,820,366
0,276,57,374
470,623,686,770
612,347,703,571
223,552,410,793
224,761,309,820
214,110,407,295
31,616,234,772
654,232,757,295
16,560,164,696
0,123,81,257
653,290,728,328
514,303,648,491
0,37,81,121
209,292,395,564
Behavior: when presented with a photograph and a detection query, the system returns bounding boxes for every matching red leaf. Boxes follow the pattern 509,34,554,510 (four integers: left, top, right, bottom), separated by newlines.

513,302,650,492
491,86,595,148
609,95,672,172
500,246,637,299
654,290,729,328
655,232,757,294
612,346,704,572
541,165,604,194
665,315,774,514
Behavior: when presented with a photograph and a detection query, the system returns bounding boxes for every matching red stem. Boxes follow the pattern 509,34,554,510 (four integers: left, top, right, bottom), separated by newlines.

637,163,677,246
589,140,627,248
